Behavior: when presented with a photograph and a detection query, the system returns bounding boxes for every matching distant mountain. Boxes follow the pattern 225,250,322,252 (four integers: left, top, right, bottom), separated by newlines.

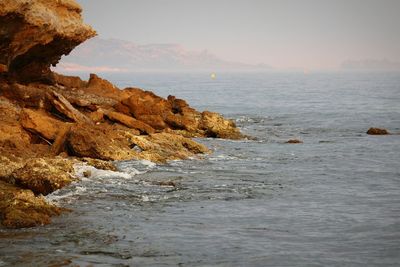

341,59,400,71
56,37,272,72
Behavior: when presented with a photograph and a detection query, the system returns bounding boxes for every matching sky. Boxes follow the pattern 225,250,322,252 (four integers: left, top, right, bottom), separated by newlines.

76,0,400,70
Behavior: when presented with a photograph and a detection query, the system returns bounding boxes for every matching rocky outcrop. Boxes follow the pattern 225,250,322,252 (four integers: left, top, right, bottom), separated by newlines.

0,180,63,228
0,0,244,228
0,0,96,82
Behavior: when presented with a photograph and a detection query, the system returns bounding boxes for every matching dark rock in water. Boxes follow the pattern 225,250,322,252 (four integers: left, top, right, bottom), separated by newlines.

286,139,303,144
367,127,389,135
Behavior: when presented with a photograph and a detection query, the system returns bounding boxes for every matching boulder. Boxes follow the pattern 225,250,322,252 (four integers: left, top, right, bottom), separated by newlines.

11,158,75,195
66,124,137,160
0,0,96,82
20,108,66,141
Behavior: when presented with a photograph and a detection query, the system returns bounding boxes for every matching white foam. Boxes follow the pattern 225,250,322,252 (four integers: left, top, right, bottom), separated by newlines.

46,184,87,203
209,154,238,161
73,163,143,180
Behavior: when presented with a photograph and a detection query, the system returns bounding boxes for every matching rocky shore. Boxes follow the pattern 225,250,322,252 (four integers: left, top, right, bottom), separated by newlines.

0,0,242,228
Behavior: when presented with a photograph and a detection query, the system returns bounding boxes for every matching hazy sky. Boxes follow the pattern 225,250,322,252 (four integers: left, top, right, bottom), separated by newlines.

76,0,400,70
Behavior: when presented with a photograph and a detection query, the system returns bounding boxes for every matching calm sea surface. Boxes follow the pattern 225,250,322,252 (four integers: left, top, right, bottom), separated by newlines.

1,72,400,266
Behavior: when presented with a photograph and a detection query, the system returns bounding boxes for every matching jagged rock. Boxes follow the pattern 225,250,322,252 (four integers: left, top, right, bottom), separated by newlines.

20,108,66,141
11,157,75,195
84,73,124,101
0,181,63,228
104,110,155,134
0,0,96,82
53,72,87,88
168,95,189,114
201,111,243,139
47,90,92,124
367,127,389,135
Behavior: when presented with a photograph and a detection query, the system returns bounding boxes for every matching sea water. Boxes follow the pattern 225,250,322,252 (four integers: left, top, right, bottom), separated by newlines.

1,72,399,266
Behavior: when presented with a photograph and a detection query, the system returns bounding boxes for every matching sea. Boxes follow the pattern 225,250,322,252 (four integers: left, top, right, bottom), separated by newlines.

1,71,400,267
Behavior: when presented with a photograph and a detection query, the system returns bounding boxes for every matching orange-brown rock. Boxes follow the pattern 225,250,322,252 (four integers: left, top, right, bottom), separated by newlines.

104,110,155,134
201,111,243,139
0,181,63,228
122,89,172,118
11,158,75,195
367,127,389,135
0,0,96,82
1,83,50,109
66,124,138,161
136,114,168,130
47,90,92,124
84,73,123,101
53,72,87,88
168,95,189,114
126,133,210,163
114,102,132,115
20,108,66,141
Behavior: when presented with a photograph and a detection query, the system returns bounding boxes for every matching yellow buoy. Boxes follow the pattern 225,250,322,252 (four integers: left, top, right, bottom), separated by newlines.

210,73,216,79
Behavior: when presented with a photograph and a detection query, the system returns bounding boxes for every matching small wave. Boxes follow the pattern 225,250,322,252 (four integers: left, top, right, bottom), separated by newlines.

74,164,141,179
235,115,267,124
46,185,87,203
208,154,238,161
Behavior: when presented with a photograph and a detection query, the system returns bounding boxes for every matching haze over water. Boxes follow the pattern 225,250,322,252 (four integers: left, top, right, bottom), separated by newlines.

1,71,399,266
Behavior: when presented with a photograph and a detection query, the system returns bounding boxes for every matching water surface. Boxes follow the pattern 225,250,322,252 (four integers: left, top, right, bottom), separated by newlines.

1,72,399,266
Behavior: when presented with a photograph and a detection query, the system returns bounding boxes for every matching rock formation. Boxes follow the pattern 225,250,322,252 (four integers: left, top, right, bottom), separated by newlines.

0,0,243,228
0,0,96,82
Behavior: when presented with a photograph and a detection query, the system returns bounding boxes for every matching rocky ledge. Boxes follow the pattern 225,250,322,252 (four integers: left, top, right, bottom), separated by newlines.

0,0,243,228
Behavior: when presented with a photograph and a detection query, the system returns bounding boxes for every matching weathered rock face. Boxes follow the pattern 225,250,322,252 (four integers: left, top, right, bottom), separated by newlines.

0,0,96,82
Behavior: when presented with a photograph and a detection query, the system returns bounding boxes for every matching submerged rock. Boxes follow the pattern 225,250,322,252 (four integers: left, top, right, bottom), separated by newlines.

286,139,303,144
367,127,389,135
